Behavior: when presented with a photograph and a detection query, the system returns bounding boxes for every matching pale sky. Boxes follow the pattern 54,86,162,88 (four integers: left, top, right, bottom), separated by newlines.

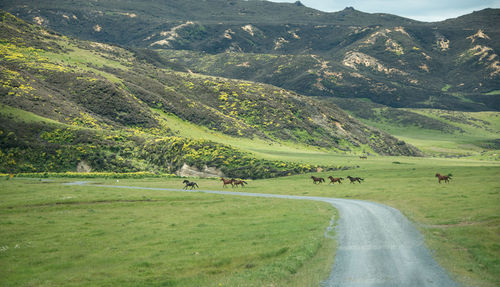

268,0,500,22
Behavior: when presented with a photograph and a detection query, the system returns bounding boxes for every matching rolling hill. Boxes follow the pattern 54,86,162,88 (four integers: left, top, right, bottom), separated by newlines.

0,11,421,176
1,0,499,111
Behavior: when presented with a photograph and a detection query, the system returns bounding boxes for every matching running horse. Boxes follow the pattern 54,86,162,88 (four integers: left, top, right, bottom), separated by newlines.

346,176,364,184
220,177,234,188
311,176,325,184
232,179,248,187
328,176,343,184
183,180,199,190
435,173,452,183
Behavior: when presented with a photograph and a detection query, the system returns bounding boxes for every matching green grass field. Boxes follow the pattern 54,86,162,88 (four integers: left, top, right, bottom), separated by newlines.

1,155,499,286
0,177,335,287
356,109,500,159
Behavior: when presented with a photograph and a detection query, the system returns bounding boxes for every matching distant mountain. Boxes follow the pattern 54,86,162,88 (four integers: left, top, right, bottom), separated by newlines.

0,11,420,175
1,0,499,111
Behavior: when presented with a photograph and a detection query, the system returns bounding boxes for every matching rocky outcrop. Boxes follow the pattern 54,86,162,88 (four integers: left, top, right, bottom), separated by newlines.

176,163,224,178
76,161,92,172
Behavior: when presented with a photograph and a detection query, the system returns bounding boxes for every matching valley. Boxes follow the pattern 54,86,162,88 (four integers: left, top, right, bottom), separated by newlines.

0,2,499,286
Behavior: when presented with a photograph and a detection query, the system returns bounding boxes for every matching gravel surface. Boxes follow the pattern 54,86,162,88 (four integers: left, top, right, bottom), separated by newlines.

70,182,457,287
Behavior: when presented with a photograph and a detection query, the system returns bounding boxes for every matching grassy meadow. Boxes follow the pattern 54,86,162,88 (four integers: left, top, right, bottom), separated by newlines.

1,155,499,286
0,177,336,287
356,108,500,159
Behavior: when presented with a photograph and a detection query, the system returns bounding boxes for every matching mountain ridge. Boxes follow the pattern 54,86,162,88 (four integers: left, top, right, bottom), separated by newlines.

2,1,497,111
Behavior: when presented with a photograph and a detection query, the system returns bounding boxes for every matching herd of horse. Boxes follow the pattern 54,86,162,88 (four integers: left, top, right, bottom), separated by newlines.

182,177,248,189
310,173,452,185
220,177,248,187
311,175,364,184
183,173,452,189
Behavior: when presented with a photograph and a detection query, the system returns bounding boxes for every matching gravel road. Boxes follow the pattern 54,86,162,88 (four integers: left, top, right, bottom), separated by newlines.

70,182,457,287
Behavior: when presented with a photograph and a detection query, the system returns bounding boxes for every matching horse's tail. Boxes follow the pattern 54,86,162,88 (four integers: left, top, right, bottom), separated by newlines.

360,178,364,181
447,173,453,178
243,181,247,185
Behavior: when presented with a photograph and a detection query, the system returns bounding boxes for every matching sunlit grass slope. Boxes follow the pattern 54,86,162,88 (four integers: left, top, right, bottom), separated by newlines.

349,107,500,159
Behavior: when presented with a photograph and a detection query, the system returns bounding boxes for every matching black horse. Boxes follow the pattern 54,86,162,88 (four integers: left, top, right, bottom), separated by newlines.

311,175,325,184
183,180,199,190
346,176,364,184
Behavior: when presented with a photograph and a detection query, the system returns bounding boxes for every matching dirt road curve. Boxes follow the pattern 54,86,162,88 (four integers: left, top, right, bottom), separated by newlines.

69,182,457,287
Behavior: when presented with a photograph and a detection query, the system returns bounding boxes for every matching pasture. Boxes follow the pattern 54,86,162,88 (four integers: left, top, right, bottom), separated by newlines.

1,155,499,286
0,178,335,287
358,109,500,159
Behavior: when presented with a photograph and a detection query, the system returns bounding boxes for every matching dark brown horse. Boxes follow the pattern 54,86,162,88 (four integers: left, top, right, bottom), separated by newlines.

183,180,199,190
328,176,343,184
220,177,234,187
232,179,247,187
311,176,325,184
435,173,452,183
346,175,364,184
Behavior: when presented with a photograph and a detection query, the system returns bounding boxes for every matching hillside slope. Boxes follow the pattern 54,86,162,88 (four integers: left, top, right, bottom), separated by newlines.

1,1,498,111
0,11,420,175
325,97,500,159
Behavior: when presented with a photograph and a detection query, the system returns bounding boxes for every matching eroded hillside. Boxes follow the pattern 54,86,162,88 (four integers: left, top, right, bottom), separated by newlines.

0,11,420,175
1,0,498,111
